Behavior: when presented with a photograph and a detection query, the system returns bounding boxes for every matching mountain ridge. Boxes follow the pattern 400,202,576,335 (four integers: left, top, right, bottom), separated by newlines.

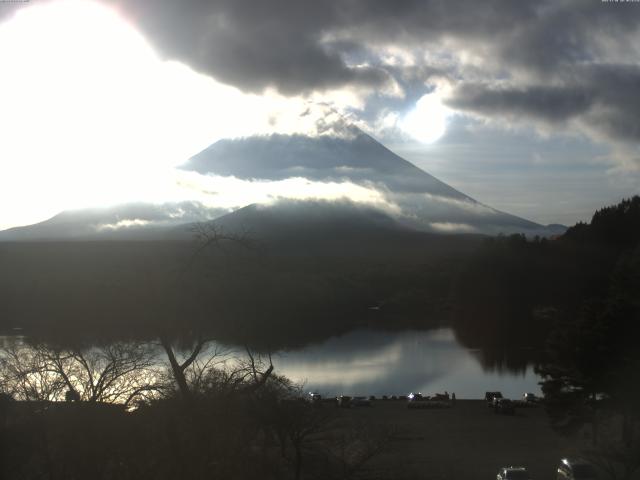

0,128,565,241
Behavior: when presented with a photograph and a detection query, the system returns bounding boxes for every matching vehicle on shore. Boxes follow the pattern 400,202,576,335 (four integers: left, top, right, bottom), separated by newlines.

336,395,372,407
557,458,599,480
513,393,540,408
497,466,531,480
407,392,451,409
486,391,503,407
407,392,428,408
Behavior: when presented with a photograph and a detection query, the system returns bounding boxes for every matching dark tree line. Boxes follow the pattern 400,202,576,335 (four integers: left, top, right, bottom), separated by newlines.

451,196,640,479
452,196,640,369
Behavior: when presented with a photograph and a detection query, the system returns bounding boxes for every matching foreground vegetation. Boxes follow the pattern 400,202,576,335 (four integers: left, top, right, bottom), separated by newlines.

0,339,392,480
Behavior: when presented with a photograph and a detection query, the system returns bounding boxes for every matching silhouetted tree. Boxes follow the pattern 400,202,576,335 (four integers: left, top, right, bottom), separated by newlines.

0,341,161,407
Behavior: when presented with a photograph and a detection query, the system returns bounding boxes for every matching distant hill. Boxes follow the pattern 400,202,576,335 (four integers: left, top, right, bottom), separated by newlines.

199,200,484,258
0,202,226,241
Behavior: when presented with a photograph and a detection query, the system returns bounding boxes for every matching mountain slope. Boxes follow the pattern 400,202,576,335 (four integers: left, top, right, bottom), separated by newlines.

204,200,484,258
185,129,470,200
1,127,563,240
183,129,553,235
0,202,226,241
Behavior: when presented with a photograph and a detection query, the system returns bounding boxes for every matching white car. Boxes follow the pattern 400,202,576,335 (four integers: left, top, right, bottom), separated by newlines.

497,466,531,480
557,458,598,480
307,392,322,405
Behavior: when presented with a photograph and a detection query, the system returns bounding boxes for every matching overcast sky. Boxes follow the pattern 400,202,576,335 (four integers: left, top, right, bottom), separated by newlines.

1,0,639,228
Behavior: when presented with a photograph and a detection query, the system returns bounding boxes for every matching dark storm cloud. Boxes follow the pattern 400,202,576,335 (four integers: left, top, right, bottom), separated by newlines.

109,0,397,94
448,84,593,124
499,1,640,73
580,64,640,144
110,0,537,94
448,63,640,145
3,0,636,158
106,0,640,153
442,2,640,151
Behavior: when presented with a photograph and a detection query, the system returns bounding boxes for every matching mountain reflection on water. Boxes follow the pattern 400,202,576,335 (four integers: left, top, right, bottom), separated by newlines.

0,327,541,400
272,328,540,399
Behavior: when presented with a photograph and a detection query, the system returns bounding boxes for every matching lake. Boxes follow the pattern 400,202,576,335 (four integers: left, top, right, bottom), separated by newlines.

270,328,541,399
0,327,541,401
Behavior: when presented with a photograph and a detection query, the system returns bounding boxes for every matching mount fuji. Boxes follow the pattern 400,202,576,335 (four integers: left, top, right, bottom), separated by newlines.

0,127,564,242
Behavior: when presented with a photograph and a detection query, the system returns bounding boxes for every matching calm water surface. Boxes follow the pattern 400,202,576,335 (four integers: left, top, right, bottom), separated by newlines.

1,328,541,400
271,328,540,399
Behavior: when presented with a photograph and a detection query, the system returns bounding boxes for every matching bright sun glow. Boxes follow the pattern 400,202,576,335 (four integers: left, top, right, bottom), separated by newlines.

400,92,450,144
0,0,346,230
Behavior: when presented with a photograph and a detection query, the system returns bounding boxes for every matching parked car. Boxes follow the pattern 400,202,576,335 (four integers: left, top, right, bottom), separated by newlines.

522,393,539,403
486,391,503,407
407,392,427,408
432,392,450,401
407,392,451,409
557,458,599,480
497,466,531,480
494,398,516,415
336,395,352,408
307,392,322,406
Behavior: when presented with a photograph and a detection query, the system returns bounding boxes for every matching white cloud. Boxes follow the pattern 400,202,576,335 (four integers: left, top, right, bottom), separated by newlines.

429,222,477,233
95,219,151,231
172,172,403,216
